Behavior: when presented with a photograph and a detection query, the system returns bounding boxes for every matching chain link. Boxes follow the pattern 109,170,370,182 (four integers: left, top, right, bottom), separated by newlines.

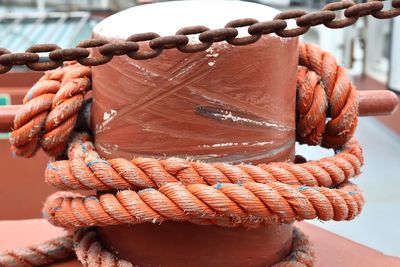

149,35,189,50
25,44,62,71
50,48,90,62
296,10,336,27
0,0,399,74
345,1,384,18
126,32,164,60
0,48,12,74
224,18,262,46
322,1,359,29
274,10,311,37
76,39,113,66
175,26,212,53
248,20,287,35
371,0,400,19
98,42,139,56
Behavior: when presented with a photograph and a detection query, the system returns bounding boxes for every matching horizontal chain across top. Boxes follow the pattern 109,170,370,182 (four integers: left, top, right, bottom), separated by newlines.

1,0,399,74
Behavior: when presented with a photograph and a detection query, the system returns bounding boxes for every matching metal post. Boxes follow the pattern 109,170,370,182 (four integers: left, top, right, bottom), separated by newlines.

37,0,46,13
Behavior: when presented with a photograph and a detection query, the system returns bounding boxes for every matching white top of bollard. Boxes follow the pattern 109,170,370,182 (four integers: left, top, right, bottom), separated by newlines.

94,1,283,39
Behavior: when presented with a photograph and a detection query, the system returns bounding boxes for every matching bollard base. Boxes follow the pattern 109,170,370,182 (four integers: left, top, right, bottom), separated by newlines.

1,220,399,267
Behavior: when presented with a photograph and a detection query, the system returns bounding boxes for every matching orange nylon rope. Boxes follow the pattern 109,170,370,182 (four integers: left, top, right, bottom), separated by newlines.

9,62,91,157
41,133,363,229
45,133,363,191
297,43,358,148
0,235,74,266
0,43,361,267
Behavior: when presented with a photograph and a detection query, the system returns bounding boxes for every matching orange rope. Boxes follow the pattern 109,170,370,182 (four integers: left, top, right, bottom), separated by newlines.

9,62,91,157
41,133,364,229
43,181,363,229
0,235,74,266
45,133,363,191
73,229,133,267
298,43,358,148
4,43,362,266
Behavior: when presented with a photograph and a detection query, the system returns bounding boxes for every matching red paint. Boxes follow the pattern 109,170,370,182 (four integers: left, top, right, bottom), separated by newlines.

91,32,299,265
99,222,293,267
1,220,399,267
91,35,299,164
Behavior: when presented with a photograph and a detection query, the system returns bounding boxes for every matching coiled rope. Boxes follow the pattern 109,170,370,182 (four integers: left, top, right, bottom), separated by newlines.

1,43,361,267
42,133,363,229
9,62,91,157
0,236,74,266
46,133,363,191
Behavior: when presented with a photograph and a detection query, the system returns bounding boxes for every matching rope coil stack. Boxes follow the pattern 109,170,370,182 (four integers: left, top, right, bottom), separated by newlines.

1,43,364,267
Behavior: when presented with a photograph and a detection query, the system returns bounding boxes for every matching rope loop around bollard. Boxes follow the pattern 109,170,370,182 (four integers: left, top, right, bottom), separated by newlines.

1,42,369,266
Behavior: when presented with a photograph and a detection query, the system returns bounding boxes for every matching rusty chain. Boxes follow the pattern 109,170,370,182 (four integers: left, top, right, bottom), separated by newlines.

0,0,399,74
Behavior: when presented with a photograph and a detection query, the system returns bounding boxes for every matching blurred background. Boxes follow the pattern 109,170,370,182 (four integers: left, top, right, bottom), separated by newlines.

0,0,399,258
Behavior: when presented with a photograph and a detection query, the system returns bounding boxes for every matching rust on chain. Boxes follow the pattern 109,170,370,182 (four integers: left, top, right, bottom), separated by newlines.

50,47,90,61
199,28,238,43
274,10,311,38
296,11,336,27
345,1,384,18
322,1,359,29
0,52,38,66
175,26,212,53
25,44,62,71
76,39,113,66
248,20,287,35
149,35,189,50
371,0,400,19
0,48,12,74
224,18,262,46
0,0,399,73
99,42,139,56
126,32,163,60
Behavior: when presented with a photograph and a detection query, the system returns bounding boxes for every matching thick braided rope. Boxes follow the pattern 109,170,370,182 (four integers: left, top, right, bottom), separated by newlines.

73,229,134,267
9,62,91,157
45,133,364,191
0,235,74,266
297,43,358,148
10,43,357,158
43,180,364,229
72,227,314,267
265,227,314,267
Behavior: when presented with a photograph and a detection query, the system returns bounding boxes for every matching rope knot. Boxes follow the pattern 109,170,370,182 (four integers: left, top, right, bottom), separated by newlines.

297,43,358,148
10,62,91,157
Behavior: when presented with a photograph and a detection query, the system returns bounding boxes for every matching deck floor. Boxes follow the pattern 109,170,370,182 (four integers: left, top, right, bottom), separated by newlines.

298,117,400,257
